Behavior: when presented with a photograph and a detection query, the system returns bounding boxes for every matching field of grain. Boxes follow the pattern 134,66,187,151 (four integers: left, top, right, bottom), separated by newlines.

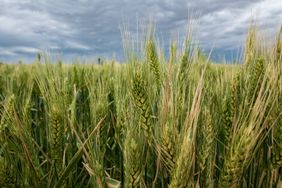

0,26,281,188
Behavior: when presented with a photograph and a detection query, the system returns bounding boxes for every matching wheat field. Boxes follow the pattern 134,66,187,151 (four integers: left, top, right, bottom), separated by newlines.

0,25,281,188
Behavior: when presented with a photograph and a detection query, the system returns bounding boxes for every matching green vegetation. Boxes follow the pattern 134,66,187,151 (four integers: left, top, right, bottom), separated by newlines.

0,25,281,188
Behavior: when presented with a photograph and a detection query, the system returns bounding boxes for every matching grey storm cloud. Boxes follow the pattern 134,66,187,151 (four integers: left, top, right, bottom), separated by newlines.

0,0,281,62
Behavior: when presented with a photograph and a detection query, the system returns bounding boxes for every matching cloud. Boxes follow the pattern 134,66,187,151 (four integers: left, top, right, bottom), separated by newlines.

0,0,281,62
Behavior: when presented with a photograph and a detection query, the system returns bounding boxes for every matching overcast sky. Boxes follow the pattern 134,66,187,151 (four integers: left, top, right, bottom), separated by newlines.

0,0,281,63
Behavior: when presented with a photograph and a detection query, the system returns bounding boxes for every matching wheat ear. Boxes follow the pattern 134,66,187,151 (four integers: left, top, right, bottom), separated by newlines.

131,72,152,140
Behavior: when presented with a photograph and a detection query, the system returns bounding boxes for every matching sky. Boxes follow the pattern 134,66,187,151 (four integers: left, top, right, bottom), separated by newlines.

0,0,281,63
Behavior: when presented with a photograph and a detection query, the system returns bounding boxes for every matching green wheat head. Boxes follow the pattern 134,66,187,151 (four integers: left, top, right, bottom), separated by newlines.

231,72,241,114
176,35,192,123
248,57,265,103
197,109,215,187
131,72,153,140
169,133,193,188
146,39,162,88
222,97,233,148
160,123,176,174
198,109,214,173
221,72,241,149
0,94,16,140
274,27,282,63
218,128,253,188
244,25,257,66
49,106,64,171
272,116,282,168
271,89,282,167
124,130,144,188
